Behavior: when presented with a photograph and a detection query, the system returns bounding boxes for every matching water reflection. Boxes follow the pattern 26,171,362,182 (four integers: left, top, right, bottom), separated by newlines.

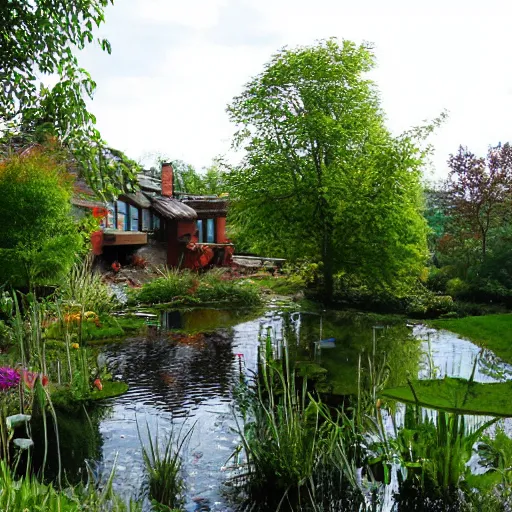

89,308,512,510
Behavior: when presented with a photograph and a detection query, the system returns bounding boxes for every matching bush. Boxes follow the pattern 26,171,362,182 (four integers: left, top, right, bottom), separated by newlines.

446,277,470,299
406,293,455,319
0,148,84,289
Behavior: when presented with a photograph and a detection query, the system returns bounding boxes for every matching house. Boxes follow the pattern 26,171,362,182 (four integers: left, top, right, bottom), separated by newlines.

72,162,233,269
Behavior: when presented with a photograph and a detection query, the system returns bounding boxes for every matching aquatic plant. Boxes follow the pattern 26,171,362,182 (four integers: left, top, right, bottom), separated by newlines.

0,458,142,512
230,337,364,511
138,421,193,511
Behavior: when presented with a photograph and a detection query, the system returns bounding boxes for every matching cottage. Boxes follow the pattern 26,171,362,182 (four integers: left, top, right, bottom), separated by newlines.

73,163,233,269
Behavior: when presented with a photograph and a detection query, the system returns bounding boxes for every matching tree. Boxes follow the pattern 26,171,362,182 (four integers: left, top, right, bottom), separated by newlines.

0,148,84,289
227,39,430,301
146,156,227,195
445,144,512,260
0,0,137,196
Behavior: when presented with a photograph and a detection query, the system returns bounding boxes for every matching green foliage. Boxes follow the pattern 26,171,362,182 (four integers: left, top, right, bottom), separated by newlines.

0,0,139,195
227,38,432,300
58,255,118,314
382,378,512,417
0,459,142,511
171,159,227,195
231,341,363,511
139,423,191,511
134,269,261,307
0,149,84,289
388,407,495,504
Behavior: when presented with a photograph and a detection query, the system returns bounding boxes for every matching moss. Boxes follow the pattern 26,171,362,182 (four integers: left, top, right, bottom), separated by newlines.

89,381,129,400
429,314,512,364
51,381,129,412
381,377,512,417
253,276,305,296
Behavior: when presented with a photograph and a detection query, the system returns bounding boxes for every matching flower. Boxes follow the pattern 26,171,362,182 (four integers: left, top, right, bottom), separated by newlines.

21,370,49,389
71,342,80,349
0,367,20,391
93,378,102,391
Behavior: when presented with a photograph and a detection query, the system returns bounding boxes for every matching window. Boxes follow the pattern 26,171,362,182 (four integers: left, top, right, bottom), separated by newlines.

142,209,151,231
107,203,115,228
152,213,160,230
206,219,215,243
196,220,203,243
129,205,139,232
117,201,128,231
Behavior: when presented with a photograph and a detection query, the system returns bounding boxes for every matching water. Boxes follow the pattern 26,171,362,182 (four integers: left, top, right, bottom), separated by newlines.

55,308,512,509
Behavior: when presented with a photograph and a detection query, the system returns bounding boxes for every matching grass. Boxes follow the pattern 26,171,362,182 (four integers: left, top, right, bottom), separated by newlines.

382,377,512,417
139,422,192,511
58,254,118,314
430,314,512,364
133,269,261,307
0,459,142,511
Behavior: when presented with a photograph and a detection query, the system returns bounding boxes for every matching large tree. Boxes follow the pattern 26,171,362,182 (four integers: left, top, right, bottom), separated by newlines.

445,144,512,260
227,39,430,300
0,0,137,196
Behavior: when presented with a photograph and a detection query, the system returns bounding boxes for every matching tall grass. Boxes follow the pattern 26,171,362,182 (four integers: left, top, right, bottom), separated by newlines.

134,268,261,306
0,458,142,511
231,333,363,511
59,254,118,315
138,421,193,511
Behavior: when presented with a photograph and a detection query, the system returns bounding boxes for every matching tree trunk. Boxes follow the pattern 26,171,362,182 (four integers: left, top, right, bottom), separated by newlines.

322,219,334,304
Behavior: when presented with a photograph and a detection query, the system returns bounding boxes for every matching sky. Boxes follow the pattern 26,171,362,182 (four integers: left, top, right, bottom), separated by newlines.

79,0,512,180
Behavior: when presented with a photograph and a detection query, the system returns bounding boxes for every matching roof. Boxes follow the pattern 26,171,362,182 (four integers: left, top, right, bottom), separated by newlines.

151,196,197,220
71,197,106,209
137,173,161,192
123,191,152,209
181,198,228,217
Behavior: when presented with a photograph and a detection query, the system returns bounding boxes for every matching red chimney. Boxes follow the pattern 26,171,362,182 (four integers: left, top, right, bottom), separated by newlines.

161,162,173,197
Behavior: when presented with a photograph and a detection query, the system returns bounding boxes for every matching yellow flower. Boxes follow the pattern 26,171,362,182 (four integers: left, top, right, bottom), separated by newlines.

71,342,80,350
84,311,97,319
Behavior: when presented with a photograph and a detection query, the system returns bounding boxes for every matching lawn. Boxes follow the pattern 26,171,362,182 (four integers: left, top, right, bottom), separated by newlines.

430,314,512,364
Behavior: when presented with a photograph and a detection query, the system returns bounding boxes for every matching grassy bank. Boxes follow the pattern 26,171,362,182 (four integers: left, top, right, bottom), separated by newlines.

132,269,261,307
430,314,512,364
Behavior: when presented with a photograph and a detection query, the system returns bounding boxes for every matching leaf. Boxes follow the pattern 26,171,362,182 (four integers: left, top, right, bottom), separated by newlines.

13,438,34,450
6,414,32,429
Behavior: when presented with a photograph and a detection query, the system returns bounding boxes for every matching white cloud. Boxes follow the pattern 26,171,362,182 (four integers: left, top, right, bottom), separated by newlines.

82,0,512,177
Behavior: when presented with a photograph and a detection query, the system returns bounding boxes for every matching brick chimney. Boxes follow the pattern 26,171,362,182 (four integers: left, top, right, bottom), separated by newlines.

161,162,173,197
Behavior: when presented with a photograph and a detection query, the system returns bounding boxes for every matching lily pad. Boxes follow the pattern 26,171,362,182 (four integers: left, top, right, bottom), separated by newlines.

381,378,512,417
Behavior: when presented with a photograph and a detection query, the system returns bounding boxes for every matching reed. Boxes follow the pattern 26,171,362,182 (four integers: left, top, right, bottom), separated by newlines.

138,421,193,511
231,333,364,511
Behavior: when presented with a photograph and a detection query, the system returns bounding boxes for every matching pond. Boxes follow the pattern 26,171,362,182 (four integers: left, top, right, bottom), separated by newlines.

52,307,512,510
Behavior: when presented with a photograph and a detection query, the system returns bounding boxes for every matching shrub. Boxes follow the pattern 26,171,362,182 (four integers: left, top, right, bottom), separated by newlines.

406,293,455,319
0,148,84,290
446,277,470,299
